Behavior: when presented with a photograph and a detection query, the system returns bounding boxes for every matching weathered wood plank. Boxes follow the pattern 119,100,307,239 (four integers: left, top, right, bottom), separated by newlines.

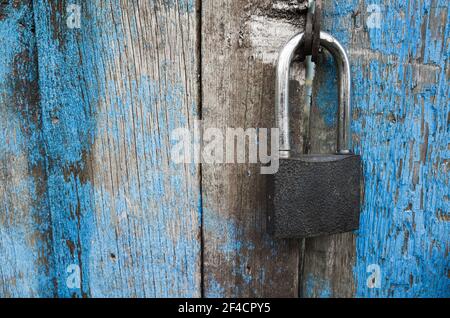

2,0,447,298
201,0,308,297
302,0,449,297
0,0,54,297
301,35,357,297
33,0,200,297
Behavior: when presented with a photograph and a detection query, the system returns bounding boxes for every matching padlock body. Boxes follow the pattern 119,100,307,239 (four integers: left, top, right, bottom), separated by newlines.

268,154,361,238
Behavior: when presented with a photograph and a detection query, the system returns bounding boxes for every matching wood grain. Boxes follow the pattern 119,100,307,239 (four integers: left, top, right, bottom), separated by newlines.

0,0,448,298
31,0,201,297
201,0,308,297
0,0,54,297
301,0,449,297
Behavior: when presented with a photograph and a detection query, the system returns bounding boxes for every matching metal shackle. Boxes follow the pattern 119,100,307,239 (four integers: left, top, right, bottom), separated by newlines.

276,31,351,158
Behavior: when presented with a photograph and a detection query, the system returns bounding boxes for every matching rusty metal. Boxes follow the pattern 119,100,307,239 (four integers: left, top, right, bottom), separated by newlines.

311,0,322,62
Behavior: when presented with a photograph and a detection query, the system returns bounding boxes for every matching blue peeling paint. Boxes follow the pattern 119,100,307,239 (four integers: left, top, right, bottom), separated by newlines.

304,274,332,298
314,51,338,128
2,0,448,299
30,0,201,297
318,0,450,297
0,1,54,297
203,208,274,297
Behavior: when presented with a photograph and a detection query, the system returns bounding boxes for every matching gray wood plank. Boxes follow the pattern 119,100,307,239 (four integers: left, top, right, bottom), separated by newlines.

201,0,308,297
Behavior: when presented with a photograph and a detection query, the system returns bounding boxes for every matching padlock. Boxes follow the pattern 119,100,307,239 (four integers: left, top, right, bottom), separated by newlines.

268,32,361,239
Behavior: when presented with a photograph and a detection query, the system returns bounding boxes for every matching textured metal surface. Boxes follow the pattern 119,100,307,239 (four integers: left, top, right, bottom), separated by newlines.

269,154,361,238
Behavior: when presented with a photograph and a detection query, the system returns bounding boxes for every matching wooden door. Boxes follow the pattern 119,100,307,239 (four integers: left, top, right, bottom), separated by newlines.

0,0,448,297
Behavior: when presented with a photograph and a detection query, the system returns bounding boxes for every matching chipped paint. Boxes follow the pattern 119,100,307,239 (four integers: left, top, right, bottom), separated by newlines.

0,1,54,297
0,0,201,297
1,0,448,298
304,274,332,298
32,0,201,297
308,0,450,297
203,209,271,297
